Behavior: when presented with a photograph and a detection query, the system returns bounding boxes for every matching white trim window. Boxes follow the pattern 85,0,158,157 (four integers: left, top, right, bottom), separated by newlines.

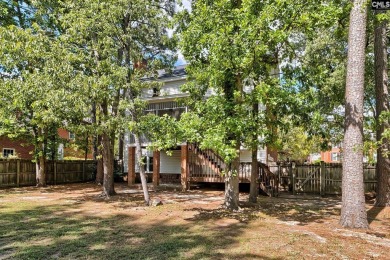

331,152,340,162
69,132,75,140
2,148,15,158
143,156,154,172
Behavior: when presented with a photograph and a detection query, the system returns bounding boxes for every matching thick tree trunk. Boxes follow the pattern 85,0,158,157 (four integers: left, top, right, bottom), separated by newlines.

36,154,46,187
249,148,259,203
101,132,115,197
225,144,240,210
36,128,46,187
96,157,104,185
340,0,368,228
374,13,390,207
134,133,150,205
95,135,104,184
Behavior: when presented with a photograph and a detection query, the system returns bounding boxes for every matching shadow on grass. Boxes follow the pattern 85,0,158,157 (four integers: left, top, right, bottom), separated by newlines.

0,201,282,259
367,206,389,224
252,196,342,226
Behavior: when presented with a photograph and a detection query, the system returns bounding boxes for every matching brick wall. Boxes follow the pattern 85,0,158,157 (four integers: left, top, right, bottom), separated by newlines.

0,136,34,159
57,128,93,159
0,129,94,160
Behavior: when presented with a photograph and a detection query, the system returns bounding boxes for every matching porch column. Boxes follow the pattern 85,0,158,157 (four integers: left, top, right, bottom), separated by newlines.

128,147,136,185
181,144,189,191
153,150,160,187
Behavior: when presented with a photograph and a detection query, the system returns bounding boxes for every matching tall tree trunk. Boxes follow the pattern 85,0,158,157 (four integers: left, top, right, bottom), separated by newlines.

249,104,259,203
36,150,46,187
225,144,240,210
249,148,259,203
36,128,47,187
50,127,57,160
118,132,124,173
91,102,98,161
100,98,115,196
225,161,240,210
134,132,150,205
95,135,104,184
101,132,115,197
340,0,368,228
36,154,46,187
374,13,390,207
222,70,241,210
96,157,104,185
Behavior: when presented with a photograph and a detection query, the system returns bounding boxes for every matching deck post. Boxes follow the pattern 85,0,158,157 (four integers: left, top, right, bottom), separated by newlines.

128,147,136,185
320,161,326,196
153,150,160,187
181,144,189,191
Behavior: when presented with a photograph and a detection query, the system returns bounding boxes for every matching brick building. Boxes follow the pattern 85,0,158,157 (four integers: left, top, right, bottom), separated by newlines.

0,136,35,159
0,129,93,160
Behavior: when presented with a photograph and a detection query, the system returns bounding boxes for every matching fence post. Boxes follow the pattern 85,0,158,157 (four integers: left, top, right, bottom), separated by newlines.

54,161,57,185
320,161,325,196
16,159,20,187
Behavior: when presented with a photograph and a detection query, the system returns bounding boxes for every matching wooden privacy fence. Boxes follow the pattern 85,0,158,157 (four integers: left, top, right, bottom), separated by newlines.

268,162,377,195
0,159,96,188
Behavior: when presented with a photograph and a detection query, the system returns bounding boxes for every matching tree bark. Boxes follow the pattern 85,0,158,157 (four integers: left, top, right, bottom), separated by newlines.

36,128,46,187
101,132,115,197
225,143,240,210
118,132,124,173
134,132,150,205
374,12,390,207
249,148,259,203
92,102,98,161
225,162,240,210
249,103,259,203
36,154,46,187
96,157,104,185
340,0,368,228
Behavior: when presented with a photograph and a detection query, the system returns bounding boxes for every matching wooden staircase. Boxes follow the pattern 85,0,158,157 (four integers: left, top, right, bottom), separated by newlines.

187,143,278,196
259,162,278,197
188,143,226,182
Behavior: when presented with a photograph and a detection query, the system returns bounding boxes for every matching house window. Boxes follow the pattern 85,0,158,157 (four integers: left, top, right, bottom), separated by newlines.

142,156,153,172
152,87,160,97
2,148,15,158
69,132,75,140
331,152,340,162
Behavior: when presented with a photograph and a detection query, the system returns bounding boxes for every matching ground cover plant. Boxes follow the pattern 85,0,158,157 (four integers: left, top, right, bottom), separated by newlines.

0,183,389,259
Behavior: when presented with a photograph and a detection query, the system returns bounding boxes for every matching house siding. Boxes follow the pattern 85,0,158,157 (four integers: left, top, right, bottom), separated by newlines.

160,150,181,174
